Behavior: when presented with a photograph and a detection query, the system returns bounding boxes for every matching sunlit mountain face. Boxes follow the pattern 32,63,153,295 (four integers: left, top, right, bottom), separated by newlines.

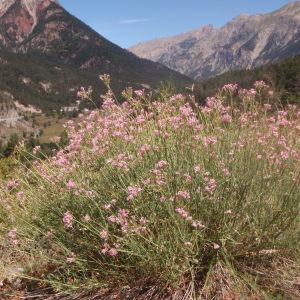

0,0,191,111
130,1,300,80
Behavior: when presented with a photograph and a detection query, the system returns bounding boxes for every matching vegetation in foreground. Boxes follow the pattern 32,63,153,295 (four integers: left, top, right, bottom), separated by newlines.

0,78,299,299
196,54,300,105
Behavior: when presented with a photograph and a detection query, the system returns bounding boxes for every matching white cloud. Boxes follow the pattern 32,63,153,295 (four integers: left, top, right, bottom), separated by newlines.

119,18,149,24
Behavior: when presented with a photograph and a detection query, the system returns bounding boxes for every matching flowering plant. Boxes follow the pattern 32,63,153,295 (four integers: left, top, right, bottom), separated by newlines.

0,80,299,298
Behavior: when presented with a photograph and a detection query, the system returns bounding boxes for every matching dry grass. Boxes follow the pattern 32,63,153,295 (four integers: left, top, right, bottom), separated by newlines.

35,115,67,143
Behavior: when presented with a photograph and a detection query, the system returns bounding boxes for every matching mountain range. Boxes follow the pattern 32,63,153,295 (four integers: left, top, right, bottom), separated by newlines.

1,0,300,113
130,1,300,80
0,0,190,111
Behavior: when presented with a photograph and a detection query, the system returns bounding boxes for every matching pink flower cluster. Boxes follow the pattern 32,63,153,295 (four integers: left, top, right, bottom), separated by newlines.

155,160,168,169
101,243,119,257
66,179,76,190
254,80,269,90
177,190,191,200
7,78,299,268
8,228,19,246
203,136,218,147
7,180,19,191
222,83,238,93
204,174,217,195
107,153,134,172
32,145,41,155
139,144,151,156
127,185,142,201
63,211,74,229
239,88,257,98
175,207,205,229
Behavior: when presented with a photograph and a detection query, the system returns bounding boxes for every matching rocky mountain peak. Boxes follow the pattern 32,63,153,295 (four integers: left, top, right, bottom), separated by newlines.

0,0,191,113
0,0,62,47
130,1,300,80
0,0,57,18
272,0,300,20
22,0,59,24
232,13,251,22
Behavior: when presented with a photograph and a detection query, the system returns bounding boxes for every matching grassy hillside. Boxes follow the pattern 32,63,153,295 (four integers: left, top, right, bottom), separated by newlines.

0,81,299,298
0,49,105,112
0,48,191,112
195,55,300,104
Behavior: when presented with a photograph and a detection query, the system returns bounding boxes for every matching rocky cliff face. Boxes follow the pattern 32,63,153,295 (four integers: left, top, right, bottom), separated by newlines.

0,91,18,125
130,1,300,80
0,90,36,145
0,0,57,47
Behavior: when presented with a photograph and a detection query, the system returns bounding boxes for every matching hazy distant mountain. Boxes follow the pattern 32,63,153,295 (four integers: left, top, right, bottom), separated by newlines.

130,1,300,80
0,0,191,111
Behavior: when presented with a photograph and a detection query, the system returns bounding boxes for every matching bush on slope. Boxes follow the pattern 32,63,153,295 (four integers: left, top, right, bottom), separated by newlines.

1,79,300,298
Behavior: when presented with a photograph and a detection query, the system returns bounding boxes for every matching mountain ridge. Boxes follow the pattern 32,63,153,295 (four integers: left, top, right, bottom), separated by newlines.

0,0,191,111
130,1,300,80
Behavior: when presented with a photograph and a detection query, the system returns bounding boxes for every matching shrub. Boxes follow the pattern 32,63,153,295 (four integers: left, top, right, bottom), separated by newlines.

0,80,299,298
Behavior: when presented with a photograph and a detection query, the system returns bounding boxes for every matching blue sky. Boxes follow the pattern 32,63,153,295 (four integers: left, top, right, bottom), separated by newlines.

60,0,294,48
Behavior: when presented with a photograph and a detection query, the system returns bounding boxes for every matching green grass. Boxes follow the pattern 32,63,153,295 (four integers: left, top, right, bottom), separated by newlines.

0,82,299,298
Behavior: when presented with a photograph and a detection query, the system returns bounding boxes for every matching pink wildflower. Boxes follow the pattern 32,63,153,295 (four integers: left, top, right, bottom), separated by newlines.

101,243,110,254
222,83,238,93
136,115,146,125
103,204,112,210
66,179,76,190
139,144,151,156
175,207,190,219
108,248,118,257
254,80,269,90
100,230,108,240
160,196,166,202
194,165,201,173
184,174,192,182
32,145,41,155
203,136,217,147
221,114,232,124
134,90,144,97
8,228,19,246
155,160,168,169
204,178,217,195
264,104,272,110
63,211,74,229
177,190,191,200
7,180,18,191
191,221,205,229
108,215,117,223
127,185,142,201
102,98,115,110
